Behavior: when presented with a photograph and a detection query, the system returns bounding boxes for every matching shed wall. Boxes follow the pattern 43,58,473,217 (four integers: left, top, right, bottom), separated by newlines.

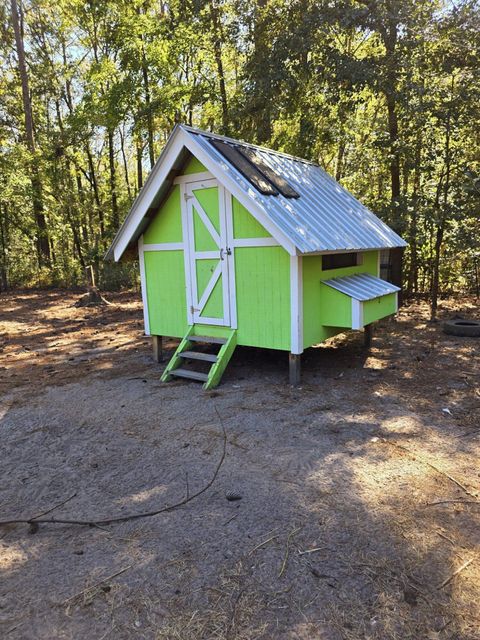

231,198,291,350
302,250,379,348
143,185,187,338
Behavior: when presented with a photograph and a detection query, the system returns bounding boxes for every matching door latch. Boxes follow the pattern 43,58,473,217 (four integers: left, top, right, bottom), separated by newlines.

220,247,232,260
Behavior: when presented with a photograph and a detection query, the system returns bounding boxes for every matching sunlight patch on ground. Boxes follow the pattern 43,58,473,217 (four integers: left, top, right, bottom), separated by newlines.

0,543,28,572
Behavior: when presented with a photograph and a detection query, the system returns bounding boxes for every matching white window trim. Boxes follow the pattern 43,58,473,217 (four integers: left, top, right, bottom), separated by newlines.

138,235,150,335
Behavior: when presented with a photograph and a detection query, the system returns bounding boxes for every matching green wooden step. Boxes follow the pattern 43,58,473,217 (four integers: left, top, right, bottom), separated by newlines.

189,335,227,345
161,328,237,389
179,351,218,363
170,368,209,382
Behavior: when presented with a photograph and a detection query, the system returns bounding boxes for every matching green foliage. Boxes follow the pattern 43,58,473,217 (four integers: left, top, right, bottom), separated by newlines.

0,0,479,300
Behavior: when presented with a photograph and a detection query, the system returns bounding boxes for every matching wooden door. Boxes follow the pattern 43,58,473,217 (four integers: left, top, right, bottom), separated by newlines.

185,179,232,326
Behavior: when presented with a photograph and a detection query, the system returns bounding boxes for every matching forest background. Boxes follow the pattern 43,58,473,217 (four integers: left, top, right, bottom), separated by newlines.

1,0,479,318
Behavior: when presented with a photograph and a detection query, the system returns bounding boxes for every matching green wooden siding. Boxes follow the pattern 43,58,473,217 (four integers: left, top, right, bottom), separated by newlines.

143,186,182,244
143,179,187,338
232,197,271,238
363,292,396,325
144,250,188,338
234,246,290,350
303,250,379,348
231,195,290,350
183,156,207,174
318,284,352,327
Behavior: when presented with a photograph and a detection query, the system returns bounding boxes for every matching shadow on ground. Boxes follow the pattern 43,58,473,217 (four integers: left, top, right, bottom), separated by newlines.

0,291,479,639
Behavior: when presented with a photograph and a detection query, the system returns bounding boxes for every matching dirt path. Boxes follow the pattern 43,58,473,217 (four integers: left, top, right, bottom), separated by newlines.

1,290,479,639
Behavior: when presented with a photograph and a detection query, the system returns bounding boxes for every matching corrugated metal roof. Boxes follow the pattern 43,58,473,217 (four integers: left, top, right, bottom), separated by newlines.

106,125,407,261
188,127,407,254
322,273,400,301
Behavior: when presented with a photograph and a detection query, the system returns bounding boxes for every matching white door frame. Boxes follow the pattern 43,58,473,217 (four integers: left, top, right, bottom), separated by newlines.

182,178,236,327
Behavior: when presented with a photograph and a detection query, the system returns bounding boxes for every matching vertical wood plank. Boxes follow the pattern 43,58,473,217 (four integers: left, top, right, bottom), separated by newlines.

152,335,163,362
289,353,301,386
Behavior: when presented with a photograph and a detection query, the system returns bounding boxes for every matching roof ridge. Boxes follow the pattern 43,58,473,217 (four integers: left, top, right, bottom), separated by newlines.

179,125,319,167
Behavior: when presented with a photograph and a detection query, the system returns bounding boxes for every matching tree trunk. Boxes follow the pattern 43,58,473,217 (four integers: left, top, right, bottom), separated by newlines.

119,128,132,202
381,15,403,302
0,203,9,291
107,129,119,229
11,0,50,266
136,142,144,190
210,2,229,135
430,226,444,320
407,134,422,295
252,0,272,143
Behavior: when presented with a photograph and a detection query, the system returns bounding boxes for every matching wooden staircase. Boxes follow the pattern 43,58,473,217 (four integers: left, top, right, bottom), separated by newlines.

161,328,237,390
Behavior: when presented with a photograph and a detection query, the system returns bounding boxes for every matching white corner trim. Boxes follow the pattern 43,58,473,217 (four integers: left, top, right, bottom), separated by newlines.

394,291,399,313
173,171,213,184
143,242,184,251
290,255,303,354
138,235,150,336
351,298,364,330
232,237,280,248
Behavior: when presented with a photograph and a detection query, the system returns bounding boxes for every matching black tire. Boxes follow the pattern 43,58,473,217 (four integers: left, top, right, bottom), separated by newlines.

443,318,480,337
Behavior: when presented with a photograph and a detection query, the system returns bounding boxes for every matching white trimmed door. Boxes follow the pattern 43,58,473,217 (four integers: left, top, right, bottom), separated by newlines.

184,179,234,326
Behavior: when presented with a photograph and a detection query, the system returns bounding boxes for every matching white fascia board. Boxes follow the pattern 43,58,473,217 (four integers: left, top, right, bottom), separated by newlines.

302,246,405,256
112,128,187,261
182,132,297,256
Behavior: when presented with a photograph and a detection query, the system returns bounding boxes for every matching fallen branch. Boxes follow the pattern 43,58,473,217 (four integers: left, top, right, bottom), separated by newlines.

379,439,477,498
27,492,78,533
437,558,474,590
0,424,226,531
424,500,480,507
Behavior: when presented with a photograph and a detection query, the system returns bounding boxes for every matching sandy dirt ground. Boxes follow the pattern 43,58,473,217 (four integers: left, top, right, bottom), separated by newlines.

0,290,479,640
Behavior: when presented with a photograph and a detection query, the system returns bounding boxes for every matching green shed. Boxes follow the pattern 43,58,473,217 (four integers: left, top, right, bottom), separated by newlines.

106,125,406,388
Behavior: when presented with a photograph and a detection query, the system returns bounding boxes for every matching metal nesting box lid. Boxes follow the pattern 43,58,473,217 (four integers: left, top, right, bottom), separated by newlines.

322,273,400,301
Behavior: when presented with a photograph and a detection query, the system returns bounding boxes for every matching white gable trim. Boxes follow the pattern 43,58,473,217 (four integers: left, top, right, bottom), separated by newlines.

110,127,296,261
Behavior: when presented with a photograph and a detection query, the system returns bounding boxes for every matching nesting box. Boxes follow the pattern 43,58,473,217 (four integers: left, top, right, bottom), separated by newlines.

106,126,406,387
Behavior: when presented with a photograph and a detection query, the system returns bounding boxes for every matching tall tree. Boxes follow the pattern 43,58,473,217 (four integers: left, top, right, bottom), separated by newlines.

10,0,50,266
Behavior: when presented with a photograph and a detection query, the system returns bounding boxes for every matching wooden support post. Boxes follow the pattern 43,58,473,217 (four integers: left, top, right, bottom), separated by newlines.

364,324,373,348
289,353,301,386
152,335,163,362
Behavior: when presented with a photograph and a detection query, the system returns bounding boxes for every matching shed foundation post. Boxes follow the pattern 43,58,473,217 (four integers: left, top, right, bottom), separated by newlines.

364,324,373,348
152,335,163,362
289,353,301,386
